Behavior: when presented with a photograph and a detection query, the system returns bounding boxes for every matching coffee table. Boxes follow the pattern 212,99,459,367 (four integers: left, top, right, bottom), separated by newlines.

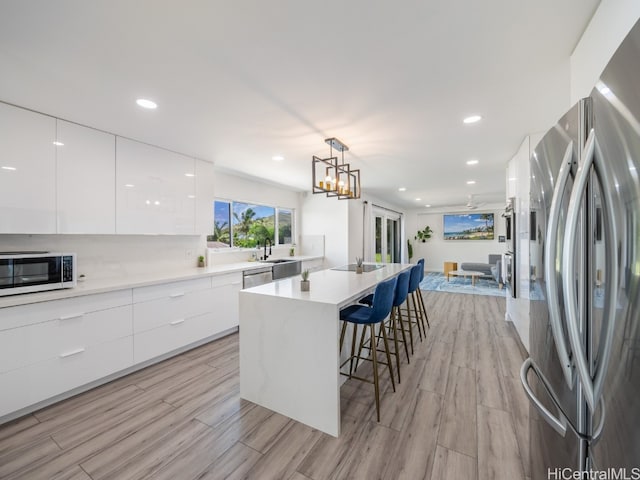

447,270,485,286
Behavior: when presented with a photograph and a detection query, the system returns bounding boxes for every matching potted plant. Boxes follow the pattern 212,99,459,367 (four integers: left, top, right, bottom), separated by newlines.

197,255,205,268
300,269,310,291
355,256,364,274
407,239,413,261
289,243,296,256
415,225,433,243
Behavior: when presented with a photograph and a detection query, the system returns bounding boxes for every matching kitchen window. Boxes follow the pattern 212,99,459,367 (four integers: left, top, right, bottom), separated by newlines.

210,200,294,248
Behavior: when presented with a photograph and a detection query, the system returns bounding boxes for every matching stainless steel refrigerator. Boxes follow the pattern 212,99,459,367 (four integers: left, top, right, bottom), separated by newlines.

522,19,640,478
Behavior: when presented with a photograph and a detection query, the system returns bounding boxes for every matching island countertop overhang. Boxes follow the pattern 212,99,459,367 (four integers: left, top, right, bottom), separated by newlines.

240,263,413,308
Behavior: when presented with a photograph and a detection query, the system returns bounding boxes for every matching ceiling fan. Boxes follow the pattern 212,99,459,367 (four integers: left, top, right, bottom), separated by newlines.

449,194,487,211
466,194,480,209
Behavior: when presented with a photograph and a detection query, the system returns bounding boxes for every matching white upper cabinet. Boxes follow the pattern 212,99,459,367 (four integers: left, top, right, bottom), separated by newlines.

0,103,56,233
116,137,196,234
56,120,116,233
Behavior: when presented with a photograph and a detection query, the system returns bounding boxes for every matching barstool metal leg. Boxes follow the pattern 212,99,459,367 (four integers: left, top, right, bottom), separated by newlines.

405,299,415,354
389,313,402,383
411,293,424,341
349,323,358,377
395,307,411,363
370,324,381,422
379,321,396,393
339,320,348,353
417,289,430,329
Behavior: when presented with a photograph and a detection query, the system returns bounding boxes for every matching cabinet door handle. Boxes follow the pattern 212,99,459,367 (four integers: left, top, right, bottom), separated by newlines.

59,347,86,358
59,313,84,321
169,319,185,326
169,292,185,298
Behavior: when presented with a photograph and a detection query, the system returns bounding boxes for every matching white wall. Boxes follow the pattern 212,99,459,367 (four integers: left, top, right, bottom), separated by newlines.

213,170,302,210
300,192,349,268
409,207,506,272
570,0,640,103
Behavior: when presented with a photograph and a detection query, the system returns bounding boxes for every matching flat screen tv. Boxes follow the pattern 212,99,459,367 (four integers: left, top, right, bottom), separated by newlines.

443,213,494,240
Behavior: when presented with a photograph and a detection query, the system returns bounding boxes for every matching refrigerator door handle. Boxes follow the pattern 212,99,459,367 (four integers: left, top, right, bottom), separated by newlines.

520,358,568,437
562,129,619,413
544,141,575,388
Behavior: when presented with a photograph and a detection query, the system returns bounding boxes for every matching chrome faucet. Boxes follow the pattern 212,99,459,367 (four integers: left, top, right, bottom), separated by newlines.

264,238,272,260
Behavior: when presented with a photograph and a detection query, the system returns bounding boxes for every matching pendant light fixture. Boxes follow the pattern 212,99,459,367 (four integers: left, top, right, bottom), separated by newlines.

312,137,361,200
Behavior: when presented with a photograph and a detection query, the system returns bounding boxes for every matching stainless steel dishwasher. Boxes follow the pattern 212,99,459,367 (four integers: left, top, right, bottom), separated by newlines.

242,266,273,288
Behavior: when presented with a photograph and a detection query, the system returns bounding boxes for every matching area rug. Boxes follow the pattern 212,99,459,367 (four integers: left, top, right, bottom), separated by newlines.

419,272,506,297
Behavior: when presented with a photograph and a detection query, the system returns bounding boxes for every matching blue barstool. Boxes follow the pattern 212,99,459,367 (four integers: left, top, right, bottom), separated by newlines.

404,264,427,345
339,276,397,422
358,269,411,381
416,258,430,329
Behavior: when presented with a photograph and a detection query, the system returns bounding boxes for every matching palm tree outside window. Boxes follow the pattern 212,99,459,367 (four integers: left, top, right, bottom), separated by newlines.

210,200,293,248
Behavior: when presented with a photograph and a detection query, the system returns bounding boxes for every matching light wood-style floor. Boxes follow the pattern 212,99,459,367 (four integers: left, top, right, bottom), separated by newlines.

0,291,530,480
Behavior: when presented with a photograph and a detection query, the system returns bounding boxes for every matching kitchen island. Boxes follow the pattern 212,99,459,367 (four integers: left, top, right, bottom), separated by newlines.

239,263,411,437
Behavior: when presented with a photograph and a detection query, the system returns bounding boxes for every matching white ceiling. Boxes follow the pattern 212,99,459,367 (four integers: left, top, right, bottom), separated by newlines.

0,0,599,209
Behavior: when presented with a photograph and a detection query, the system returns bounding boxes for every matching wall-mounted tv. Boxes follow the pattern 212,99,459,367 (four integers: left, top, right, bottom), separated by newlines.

443,213,495,240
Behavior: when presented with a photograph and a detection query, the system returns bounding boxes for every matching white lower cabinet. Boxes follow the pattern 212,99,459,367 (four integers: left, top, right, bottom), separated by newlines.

134,311,216,363
0,304,132,374
0,336,132,418
132,273,241,363
211,272,242,331
0,272,243,421
0,290,133,418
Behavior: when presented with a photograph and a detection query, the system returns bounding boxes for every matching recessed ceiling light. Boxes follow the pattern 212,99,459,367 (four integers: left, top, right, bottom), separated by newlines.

154,200,160,205
145,200,151,205
597,82,612,97
463,115,482,124
272,155,284,161
184,173,195,177
466,159,479,165
124,184,135,188
1,166,17,171
136,98,157,109
53,141,64,146
398,187,406,192
425,204,431,208
415,198,422,201
188,195,195,199
466,180,476,185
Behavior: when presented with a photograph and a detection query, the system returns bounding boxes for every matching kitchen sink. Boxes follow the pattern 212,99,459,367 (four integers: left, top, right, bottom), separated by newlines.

261,258,302,279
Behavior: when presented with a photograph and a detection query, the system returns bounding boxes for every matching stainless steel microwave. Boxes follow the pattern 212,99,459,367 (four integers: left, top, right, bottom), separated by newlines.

0,252,76,296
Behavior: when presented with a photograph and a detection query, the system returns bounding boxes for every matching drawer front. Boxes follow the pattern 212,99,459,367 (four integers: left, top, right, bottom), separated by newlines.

0,305,132,374
0,336,133,418
0,289,132,331
211,272,242,288
132,277,211,304
133,288,212,333
133,311,216,364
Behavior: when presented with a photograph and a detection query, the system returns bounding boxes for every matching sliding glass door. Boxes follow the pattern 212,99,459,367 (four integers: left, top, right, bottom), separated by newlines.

373,208,401,263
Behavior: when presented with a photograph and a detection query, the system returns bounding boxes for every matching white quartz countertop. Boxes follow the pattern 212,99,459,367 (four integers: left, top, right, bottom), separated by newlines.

241,263,412,308
0,256,321,309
